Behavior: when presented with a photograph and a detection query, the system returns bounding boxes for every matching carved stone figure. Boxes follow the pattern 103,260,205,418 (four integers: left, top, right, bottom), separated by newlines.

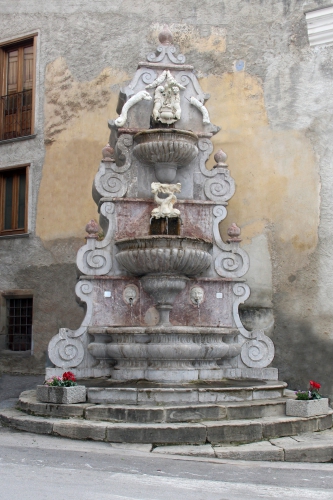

190,286,205,305
147,70,185,124
123,285,139,305
115,90,152,127
151,182,181,219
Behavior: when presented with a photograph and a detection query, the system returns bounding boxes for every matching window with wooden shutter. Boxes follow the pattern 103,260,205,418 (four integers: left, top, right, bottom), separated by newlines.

0,165,29,235
0,36,36,141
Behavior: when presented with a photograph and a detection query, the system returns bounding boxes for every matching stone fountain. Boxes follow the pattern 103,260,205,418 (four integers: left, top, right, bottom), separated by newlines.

46,26,276,387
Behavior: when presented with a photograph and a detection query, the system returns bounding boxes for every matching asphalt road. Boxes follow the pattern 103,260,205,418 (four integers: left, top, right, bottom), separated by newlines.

1,425,333,500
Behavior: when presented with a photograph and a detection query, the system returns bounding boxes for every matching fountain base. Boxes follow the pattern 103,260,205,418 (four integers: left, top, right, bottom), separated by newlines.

88,326,241,383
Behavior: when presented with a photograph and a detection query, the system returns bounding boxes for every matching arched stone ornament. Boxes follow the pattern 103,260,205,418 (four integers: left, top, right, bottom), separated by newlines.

48,280,93,369
232,283,275,369
76,202,115,276
213,206,250,279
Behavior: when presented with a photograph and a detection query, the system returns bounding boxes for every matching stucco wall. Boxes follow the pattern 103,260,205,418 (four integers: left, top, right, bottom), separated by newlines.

0,0,332,396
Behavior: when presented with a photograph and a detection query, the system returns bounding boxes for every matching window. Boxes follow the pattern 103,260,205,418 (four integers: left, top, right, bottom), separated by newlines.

0,165,29,235
6,297,33,351
0,36,36,140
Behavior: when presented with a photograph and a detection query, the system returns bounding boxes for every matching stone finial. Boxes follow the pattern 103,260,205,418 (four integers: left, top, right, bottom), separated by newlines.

227,223,242,242
213,149,228,168
85,219,99,238
158,25,173,46
102,143,115,162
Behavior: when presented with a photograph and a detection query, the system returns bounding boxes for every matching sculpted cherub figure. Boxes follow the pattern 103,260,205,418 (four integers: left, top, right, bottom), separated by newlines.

151,182,181,219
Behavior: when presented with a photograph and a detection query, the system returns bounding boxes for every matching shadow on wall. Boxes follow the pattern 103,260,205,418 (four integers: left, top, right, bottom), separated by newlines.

274,318,333,399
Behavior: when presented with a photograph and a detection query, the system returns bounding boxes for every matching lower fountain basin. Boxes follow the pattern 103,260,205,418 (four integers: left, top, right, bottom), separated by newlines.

88,329,241,383
115,236,212,277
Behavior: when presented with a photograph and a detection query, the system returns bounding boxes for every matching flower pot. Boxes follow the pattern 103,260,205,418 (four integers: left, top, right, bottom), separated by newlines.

36,385,86,404
286,398,329,417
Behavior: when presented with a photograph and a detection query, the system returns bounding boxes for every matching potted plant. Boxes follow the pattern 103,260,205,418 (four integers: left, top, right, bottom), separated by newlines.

36,371,86,404
286,380,329,417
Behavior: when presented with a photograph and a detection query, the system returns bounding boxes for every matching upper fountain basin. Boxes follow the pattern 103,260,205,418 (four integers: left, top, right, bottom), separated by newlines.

115,236,212,277
133,129,199,183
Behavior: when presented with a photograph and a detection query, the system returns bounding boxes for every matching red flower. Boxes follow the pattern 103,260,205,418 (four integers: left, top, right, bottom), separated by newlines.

309,380,321,389
62,371,76,382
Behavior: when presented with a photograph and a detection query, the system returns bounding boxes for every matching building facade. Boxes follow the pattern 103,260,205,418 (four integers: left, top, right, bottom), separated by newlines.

1,0,333,397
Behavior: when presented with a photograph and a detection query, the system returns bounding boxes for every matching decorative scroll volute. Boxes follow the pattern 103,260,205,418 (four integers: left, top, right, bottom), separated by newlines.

197,139,235,204
232,283,275,369
213,206,250,279
93,135,133,202
76,202,115,276
48,280,94,368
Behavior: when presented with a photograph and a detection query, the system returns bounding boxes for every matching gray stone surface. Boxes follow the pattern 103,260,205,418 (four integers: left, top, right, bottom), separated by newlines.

205,420,263,445
214,441,284,461
106,422,207,444
0,408,54,434
262,415,319,439
153,444,215,457
19,390,91,418
53,420,107,441
286,398,329,417
36,385,87,404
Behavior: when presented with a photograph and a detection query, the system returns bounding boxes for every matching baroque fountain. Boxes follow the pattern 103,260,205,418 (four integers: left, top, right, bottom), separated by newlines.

5,29,332,448
46,27,276,388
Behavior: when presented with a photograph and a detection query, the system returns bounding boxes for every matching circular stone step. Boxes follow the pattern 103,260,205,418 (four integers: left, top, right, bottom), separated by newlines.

84,380,287,405
18,390,288,423
1,407,332,446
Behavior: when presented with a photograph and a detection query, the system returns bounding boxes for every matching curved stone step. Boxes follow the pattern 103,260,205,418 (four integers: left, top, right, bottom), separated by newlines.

18,390,288,423
1,407,331,445
86,380,287,405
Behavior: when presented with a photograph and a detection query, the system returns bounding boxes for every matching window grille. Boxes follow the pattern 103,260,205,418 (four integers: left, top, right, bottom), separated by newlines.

6,297,33,351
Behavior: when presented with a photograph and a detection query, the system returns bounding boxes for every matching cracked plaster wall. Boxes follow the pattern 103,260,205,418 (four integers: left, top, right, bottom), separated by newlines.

0,0,332,396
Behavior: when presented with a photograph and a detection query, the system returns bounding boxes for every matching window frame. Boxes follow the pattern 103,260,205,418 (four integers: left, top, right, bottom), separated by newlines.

0,289,33,354
0,34,37,141
0,164,29,236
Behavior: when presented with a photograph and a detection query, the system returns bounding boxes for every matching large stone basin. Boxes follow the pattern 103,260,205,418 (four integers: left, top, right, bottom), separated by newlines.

115,236,212,325
115,236,212,277
133,129,198,183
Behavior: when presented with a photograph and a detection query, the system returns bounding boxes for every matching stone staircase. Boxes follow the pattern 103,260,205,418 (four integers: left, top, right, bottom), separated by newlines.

0,380,332,461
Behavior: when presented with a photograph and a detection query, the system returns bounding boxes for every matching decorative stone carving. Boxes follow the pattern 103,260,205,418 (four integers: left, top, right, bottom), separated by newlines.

213,206,250,278
76,202,114,276
127,68,157,94
85,219,99,237
93,134,133,201
102,143,115,161
190,96,211,124
48,280,93,369
123,284,139,305
115,90,152,127
146,70,185,125
197,140,235,204
227,223,241,241
147,26,186,64
176,72,210,103
151,182,181,219
190,286,205,306
232,283,275,369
